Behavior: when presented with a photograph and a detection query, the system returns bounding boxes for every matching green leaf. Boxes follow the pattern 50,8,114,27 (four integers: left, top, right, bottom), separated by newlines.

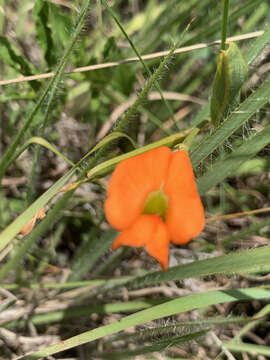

7,299,164,328
226,42,248,102
33,0,56,67
191,24,270,130
0,35,39,90
49,3,73,49
0,36,35,75
235,158,269,175
210,50,230,126
0,277,132,290
191,72,270,167
245,23,270,65
78,245,270,299
223,342,270,356
197,124,270,195
0,167,77,252
101,330,208,359
19,287,270,358
108,315,253,344
121,245,270,291
87,129,192,180
210,43,247,126
81,131,137,163
190,102,210,127
10,136,75,167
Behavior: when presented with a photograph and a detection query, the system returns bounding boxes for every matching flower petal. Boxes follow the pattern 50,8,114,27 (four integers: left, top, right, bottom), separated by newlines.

105,147,171,230
112,214,169,270
145,217,169,271
164,150,205,244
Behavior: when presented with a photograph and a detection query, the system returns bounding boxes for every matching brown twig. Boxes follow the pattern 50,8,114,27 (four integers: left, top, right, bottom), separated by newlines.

206,207,270,223
0,31,263,86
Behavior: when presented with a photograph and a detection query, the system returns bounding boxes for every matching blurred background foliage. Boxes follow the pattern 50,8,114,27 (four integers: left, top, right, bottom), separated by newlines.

0,0,270,359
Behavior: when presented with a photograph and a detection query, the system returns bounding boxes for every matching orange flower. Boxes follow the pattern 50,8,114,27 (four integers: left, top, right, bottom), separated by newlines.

105,146,204,271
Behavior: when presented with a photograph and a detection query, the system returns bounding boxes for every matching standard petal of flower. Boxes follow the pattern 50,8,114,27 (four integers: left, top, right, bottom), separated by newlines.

164,150,205,244
112,214,169,270
105,146,171,230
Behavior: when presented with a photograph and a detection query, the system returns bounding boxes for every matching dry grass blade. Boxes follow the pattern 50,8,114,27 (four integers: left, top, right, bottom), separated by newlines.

0,31,263,86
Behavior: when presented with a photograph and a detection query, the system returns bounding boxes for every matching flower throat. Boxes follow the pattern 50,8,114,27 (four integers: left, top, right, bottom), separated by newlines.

142,188,168,221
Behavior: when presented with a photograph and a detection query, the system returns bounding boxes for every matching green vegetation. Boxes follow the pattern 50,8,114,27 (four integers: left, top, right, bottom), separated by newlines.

0,0,270,359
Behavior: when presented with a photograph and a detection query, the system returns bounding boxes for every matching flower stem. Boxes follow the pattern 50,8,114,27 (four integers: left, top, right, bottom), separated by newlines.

221,0,230,51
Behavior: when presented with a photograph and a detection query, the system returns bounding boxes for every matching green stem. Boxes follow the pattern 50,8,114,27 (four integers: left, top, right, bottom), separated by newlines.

102,0,180,130
82,40,184,175
221,0,230,51
0,77,52,183
81,20,192,175
0,196,65,282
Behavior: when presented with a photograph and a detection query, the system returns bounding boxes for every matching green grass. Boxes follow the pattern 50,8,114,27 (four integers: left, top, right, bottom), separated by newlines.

0,0,270,359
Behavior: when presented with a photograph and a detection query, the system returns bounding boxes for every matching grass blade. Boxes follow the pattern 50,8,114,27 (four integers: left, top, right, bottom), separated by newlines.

197,124,270,194
245,22,270,65
223,342,270,356
100,330,208,359
0,167,76,252
190,73,270,167
19,287,270,358
0,0,92,182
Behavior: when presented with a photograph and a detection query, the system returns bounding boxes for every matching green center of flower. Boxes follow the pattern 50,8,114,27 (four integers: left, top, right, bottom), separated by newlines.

142,188,168,221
